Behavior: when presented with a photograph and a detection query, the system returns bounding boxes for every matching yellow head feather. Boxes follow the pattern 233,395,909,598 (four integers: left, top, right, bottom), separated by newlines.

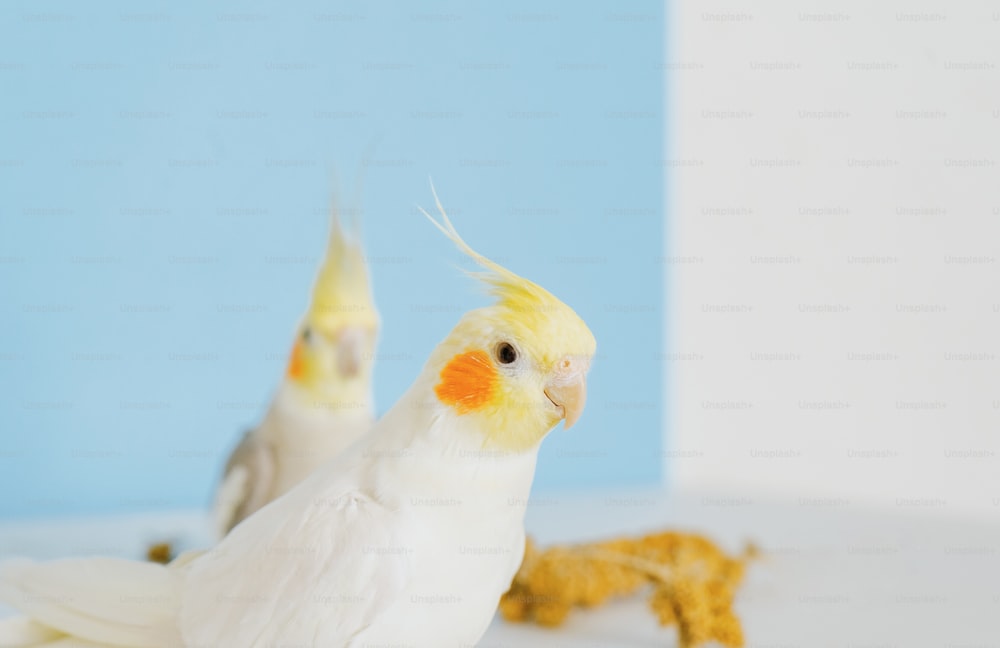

306,208,379,334
286,205,379,407
419,185,596,451
419,184,596,368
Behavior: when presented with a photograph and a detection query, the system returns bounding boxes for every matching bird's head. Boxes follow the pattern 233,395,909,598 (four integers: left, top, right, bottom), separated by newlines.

286,210,379,412
421,189,596,453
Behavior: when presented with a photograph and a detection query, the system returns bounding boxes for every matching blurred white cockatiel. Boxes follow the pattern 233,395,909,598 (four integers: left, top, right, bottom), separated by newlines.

0,189,596,648
213,206,379,536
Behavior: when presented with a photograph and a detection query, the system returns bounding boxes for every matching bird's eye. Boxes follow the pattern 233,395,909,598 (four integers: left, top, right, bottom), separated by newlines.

495,342,518,365
301,327,312,343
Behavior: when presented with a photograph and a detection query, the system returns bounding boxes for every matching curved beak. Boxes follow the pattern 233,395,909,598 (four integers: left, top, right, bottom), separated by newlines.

544,373,587,430
336,327,367,378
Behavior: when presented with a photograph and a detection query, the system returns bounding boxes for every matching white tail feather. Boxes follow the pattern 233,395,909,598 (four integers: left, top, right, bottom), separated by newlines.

0,558,178,647
0,616,65,646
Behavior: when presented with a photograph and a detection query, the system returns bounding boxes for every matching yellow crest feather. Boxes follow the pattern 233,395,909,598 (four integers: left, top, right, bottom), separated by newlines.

419,182,596,364
418,183,555,316
420,182,597,451
307,204,378,332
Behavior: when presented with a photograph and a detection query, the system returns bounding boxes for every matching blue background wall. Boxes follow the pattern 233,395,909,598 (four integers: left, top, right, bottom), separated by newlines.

0,1,664,518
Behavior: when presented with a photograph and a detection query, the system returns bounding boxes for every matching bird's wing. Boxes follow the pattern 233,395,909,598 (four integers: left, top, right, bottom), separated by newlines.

167,549,205,570
0,557,180,647
0,616,66,646
180,484,411,647
212,428,275,537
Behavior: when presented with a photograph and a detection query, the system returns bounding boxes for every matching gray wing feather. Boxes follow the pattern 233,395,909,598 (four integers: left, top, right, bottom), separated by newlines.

212,429,276,537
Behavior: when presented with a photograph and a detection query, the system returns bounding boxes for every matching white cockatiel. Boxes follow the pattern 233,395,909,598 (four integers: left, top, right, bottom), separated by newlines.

213,208,379,536
0,190,596,648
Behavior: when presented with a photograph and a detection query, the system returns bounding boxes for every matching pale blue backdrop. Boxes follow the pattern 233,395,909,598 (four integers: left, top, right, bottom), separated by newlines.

0,1,664,517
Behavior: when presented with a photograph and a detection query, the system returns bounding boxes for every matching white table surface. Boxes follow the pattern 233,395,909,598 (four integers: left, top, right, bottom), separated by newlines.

2,489,998,647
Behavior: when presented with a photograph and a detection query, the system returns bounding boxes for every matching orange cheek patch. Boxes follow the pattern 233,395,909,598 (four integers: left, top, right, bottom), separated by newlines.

435,350,498,414
287,339,306,380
